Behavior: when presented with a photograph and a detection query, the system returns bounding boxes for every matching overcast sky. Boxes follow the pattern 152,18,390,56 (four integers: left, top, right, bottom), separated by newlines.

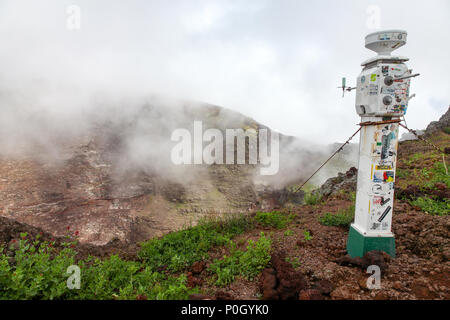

0,0,448,144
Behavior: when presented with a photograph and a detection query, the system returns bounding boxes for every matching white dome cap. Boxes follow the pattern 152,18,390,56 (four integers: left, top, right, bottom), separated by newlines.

365,30,407,55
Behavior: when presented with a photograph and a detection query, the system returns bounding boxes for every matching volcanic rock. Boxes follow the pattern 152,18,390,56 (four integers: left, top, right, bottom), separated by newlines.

425,106,450,136
337,250,388,272
259,252,308,300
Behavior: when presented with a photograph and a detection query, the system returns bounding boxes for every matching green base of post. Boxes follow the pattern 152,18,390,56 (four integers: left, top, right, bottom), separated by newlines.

346,225,395,258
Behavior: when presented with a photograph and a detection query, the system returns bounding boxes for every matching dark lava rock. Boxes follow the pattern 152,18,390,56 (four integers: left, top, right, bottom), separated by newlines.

191,261,206,274
396,184,422,200
259,252,308,300
188,294,213,300
337,250,388,273
259,268,278,300
397,183,450,202
299,289,323,300
186,272,202,288
313,167,358,199
312,279,334,295
214,291,234,300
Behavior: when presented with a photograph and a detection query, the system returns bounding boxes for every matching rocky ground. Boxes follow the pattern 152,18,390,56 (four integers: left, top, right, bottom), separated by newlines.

183,108,450,300
181,194,448,300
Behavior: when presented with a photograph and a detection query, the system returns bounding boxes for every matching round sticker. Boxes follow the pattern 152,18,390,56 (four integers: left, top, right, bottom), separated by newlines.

361,75,366,83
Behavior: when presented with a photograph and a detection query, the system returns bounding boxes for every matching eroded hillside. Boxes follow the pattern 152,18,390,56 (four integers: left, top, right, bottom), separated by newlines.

0,101,356,245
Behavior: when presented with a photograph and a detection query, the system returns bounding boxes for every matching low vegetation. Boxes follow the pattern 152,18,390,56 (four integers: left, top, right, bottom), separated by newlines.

318,193,355,227
138,215,254,272
285,256,301,269
208,233,272,286
302,230,313,241
397,148,449,216
0,215,256,300
255,211,295,229
0,236,197,300
318,210,354,227
409,197,450,216
304,192,323,205
415,162,449,189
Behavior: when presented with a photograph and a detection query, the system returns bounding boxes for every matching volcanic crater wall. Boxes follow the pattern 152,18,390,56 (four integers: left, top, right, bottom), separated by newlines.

0,101,356,245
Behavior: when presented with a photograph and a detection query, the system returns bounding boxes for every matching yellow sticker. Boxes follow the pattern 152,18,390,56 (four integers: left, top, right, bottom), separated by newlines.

370,74,377,81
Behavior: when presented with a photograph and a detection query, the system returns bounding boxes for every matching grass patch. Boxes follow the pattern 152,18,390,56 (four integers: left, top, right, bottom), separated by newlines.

255,211,295,229
409,197,450,216
304,192,322,205
426,162,450,188
302,230,313,241
318,198,355,228
138,215,254,272
396,168,410,179
284,229,294,237
411,162,449,190
318,210,354,227
404,152,426,166
208,233,272,286
399,154,449,189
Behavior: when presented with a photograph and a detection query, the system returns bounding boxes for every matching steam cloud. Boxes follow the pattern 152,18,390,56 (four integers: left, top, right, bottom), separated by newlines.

1,1,395,189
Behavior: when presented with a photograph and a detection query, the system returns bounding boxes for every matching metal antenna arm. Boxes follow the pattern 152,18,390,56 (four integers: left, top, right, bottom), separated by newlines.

394,73,420,81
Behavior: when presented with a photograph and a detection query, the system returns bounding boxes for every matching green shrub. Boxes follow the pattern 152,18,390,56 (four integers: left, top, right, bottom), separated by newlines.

0,237,77,300
78,259,195,300
318,192,355,227
303,230,313,241
409,197,450,216
209,233,272,286
405,152,425,166
318,206,354,227
396,168,409,179
0,238,197,300
255,211,294,229
0,214,259,300
138,215,253,272
428,162,450,188
407,161,450,190
304,192,322,205
77,255,141,299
